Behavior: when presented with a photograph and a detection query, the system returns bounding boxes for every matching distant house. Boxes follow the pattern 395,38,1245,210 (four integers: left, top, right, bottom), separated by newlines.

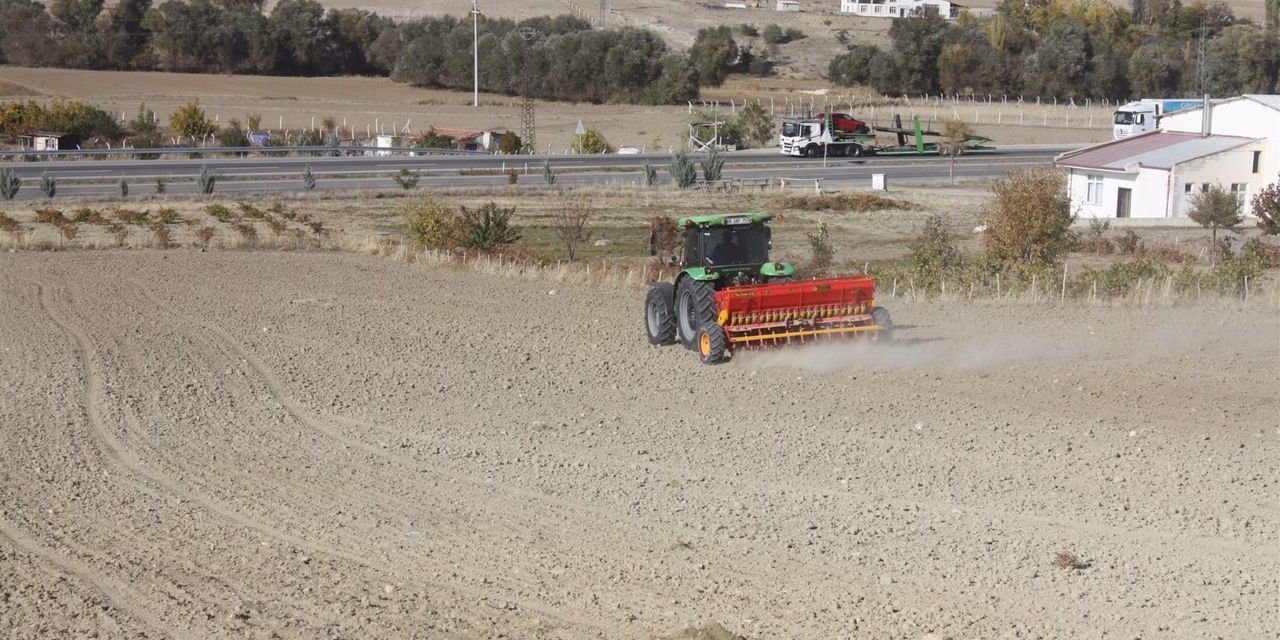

429,128,517,153
839,0,962,19
776,0,800,11
1055,94,1279,220
21,131,80,151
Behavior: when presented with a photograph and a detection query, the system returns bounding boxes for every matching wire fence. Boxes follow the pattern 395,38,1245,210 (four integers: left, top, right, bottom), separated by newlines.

691,92,1121,130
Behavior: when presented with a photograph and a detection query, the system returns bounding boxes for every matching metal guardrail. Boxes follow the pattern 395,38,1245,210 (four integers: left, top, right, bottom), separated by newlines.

0,145,493,160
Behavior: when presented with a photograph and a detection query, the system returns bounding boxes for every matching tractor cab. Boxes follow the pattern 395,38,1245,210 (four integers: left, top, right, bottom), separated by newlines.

676,213,793,288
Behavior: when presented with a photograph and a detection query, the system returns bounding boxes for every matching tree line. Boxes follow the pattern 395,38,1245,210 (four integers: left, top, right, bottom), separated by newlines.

829,0,1280,100
0,0,702,104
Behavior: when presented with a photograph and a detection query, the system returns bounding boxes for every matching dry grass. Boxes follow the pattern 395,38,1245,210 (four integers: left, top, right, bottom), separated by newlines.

1055,551,1085,570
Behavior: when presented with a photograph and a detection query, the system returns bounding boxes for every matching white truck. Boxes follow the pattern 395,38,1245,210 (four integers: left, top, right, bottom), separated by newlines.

1112,98,1204,139
779,112,875,157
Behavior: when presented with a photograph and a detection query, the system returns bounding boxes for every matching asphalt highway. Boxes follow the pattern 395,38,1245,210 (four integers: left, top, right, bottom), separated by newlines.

0,146,1077,199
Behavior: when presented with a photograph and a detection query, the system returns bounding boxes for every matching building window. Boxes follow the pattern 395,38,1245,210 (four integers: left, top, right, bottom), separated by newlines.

1254,151,1262,174
1231,183,1247,206
1184,183,1192,195
1086,175,1103,205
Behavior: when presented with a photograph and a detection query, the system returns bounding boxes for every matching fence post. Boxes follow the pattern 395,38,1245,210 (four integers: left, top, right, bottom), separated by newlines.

1061,262,1068,302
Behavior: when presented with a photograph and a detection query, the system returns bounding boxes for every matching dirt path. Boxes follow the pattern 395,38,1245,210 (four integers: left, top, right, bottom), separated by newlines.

1,250,1275,639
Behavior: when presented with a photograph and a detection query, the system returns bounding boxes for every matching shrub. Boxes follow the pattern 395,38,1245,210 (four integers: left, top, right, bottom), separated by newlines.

58,222,79,243
413,127,455,149
39,173,55,199
232,222,258,245
195,226,216,247
114,208,150,225
393,168,420,190
506,169,518,185
220,119,250,153
155,207,179,225
669,152,697,188
170,101,217,142
150,223,172,249
0,168,20,200
33,208,68,225
1073,257,1169,298
649,215,680,261
571,127,613,154
806,222,835,276
265,216,287,236
1115,229,1142,255
206,204,236,223
117,178,129,198
701,147,725,182
238,202,266,219
542,160,556,185
1252,176,1280,235
457,202,521,251
155,178,166,194
400,198,463,250
780,192,912,212
197,166,217,194
1241,237,1280,268
911,214,963,289
984,168,1076,266
644,163,658,186
302,165,316,191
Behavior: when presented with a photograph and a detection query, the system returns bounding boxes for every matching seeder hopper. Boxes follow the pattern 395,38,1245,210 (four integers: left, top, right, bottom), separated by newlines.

645,213,891,364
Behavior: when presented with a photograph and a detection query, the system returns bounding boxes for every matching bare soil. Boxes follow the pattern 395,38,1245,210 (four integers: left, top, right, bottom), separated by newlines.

1,249,1275,638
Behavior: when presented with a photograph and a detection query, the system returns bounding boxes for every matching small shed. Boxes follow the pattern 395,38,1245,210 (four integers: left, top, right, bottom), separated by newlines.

21,131,80,151
776,0,800,10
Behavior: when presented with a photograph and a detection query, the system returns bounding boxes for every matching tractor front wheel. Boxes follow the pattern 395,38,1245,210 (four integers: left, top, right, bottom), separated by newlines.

696,322,728,364
644,283,677,345
871,306,893,341
676,279,717,350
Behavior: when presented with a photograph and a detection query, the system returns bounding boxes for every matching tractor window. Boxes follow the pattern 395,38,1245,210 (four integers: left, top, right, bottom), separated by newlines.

1113,112,1134,125
781,122,801,137
702,226,771,267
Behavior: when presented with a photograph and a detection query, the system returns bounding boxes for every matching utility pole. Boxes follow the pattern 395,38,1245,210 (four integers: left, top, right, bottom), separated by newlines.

517,27,541,154
472,0,480,108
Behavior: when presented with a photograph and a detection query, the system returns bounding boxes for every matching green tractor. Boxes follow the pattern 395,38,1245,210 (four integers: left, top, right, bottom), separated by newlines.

645,213,889,364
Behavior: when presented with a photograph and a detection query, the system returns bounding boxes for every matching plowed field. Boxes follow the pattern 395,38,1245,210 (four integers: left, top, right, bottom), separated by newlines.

1,251,1275,639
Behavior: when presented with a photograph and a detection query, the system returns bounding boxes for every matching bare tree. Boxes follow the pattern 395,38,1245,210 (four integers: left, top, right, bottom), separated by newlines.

940,119,972,185
554,195,594,262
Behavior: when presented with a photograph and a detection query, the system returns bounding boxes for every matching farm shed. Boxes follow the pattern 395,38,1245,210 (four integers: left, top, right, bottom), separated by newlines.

20,131,80,151
839,0,962,19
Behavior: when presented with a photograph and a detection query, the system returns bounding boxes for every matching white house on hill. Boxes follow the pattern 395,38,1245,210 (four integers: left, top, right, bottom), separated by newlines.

1055,95,1278,219
840,0,961,19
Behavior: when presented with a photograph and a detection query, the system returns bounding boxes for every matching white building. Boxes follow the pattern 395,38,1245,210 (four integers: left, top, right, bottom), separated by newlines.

839,0,961,19
1055,95,1278,219
776,0,800,10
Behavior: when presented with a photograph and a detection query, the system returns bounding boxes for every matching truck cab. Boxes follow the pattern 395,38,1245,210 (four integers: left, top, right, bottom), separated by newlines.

1113,98,1204,139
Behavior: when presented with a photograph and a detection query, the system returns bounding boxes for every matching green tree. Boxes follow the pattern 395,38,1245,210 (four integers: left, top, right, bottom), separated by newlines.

737,102,773,148
828,44,879,87
1188,184,1244,265
571,127,613,154
984,168,1076,266
170,101,217,142
44,100,122,139
888,7,950,93
688,26,738,87
0,0,58,67
413,127,455,149
101,0,152,69
269,0,333,74
1025,20,1091,99
219,119,249,153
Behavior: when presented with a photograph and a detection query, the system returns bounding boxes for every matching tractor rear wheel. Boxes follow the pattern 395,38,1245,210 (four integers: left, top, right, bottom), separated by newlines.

644,283,677,345
676,279,717,350
696,322,728,364
871,306,893,340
